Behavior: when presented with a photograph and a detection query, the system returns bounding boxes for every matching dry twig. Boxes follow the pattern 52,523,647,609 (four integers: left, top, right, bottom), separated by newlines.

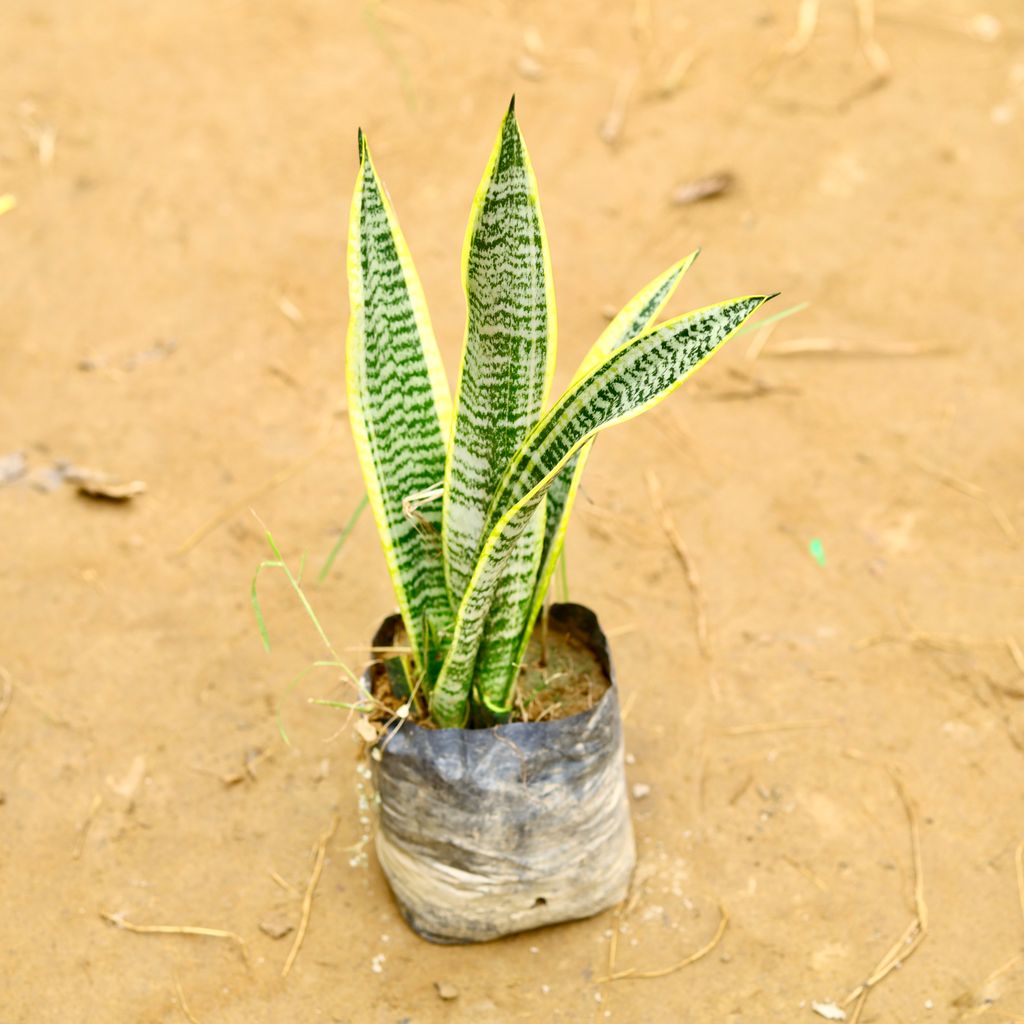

854,0,891,78
599,69,639,147
645,470,709,658
100,912,249,964
282,815,340,978
840,757,928,1023
765,337,949,358
914,458,1018,544
0,665,12,729
1016,839,1024,929
601,903,729,982
270,869,301,898
73,794,103,860
1009,638,1024,681
783,0,821,56
720,718,832,737
175,975,201,1024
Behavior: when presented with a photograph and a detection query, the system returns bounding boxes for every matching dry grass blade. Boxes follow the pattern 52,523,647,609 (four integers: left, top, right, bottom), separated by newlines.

599,69,638,147
655,49,697,98
100,912,249,964
282,815,339,978
73,794,103,860
744,320,777,361
764,337,950,357
783,0,820,56
915,458,1018,544
175,432,335,556
720,718,832,736
645,470,709,658
0,665,12,728
854,0,891,78
601,903,729,981
175,975,201,1024
270,869,301,898
840,758,928,1022
671,172,733,206
1016,839,1024,928
1009,638,1024,681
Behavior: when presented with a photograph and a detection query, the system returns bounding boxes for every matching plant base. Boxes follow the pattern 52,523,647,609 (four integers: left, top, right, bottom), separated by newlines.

367,603,636,944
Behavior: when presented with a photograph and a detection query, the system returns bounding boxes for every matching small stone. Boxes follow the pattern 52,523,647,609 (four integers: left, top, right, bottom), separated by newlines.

434,981,458,1001
632,782,651,800
516,54,544,80
811,1001,847,1021
0,452,26,486
259,915,294,940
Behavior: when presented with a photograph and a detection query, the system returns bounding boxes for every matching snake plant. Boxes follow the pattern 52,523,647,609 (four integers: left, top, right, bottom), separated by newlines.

347,99,773,728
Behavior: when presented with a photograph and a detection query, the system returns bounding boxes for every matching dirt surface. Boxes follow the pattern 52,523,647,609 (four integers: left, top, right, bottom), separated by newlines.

2,1,1023,1021
514,609,611,722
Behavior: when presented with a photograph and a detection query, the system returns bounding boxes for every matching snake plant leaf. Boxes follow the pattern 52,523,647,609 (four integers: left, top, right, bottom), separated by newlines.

476,252,700,706
441,98,556,605
346,131,454,672
523,252,700,644
429,293,772,726
470,499,545,723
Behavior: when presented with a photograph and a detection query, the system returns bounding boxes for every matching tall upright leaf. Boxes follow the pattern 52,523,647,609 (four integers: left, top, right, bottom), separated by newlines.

476,252,700,706
430,294,773,726
347,132,454,672
441,98,556,605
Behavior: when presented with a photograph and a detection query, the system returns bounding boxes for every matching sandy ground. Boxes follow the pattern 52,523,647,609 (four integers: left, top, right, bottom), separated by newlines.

2,1,1023,1021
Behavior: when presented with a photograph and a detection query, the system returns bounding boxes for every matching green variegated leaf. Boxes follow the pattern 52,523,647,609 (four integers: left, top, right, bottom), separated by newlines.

522,252,700,650
441,98,556,606
430,293,772,726
346,132,454,674
470,499,545,724
476,252,700,706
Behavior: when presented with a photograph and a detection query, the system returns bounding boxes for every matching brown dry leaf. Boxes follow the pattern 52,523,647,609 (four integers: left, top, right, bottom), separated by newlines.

671,172,733,205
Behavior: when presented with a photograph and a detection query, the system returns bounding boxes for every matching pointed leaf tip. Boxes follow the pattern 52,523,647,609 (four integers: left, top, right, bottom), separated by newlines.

508,94,516,114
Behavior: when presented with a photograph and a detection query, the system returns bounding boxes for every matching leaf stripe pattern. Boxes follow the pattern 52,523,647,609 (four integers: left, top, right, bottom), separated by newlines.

470,499,545,723
346,133,454,672
429,294,772,725
442,99,556,605
519,252,700,661
476,252,700,704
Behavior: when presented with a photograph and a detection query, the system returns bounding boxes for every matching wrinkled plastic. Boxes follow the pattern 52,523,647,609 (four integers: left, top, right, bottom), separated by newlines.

367,603,636,943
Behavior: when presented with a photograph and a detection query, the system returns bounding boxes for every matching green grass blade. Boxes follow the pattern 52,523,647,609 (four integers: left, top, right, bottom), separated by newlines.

347,133,455,670
730,300,808,338
442,99,557,605
251,559,280,652
318,493,369,582
431,293,773,725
